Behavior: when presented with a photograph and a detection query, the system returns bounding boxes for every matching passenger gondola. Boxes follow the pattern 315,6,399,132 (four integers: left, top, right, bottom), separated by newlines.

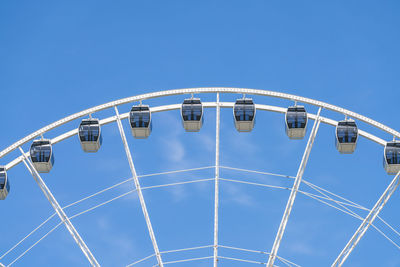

384,141,400,174
233,98,256,132
0,166,9,200
129,105,152,138
335,120,358,154
79,118,102,152
30,139,54,173
181,98,203,132
285,105,307,139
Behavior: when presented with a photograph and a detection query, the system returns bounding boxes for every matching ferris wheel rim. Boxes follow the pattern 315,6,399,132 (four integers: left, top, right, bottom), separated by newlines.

0,87,398,162
1,88,400,267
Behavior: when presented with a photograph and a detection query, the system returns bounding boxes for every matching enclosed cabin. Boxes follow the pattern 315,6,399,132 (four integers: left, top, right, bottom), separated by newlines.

30,139,54,173
285,106,307,139
0,166,10,200
384,141,400,174
233,98,256,132
129,105,152,138
78,118,102,152
335,120,358,154
181,98,203,132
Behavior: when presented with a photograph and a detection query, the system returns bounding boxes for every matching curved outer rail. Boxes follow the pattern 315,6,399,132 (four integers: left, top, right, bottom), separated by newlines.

5,102,386,172
0,88,397,161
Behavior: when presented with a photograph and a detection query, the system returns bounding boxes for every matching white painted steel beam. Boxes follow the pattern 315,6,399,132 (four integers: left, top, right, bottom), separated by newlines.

18,148,100,267
213,93,221,267
5,103,386,172
267,107,322,267
332,171,400,267
1,88,397,160
114,107,164,267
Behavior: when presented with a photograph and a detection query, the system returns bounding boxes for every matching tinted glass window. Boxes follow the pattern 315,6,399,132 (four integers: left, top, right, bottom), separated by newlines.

234,104,255,122
0,177,4,190
337,125,358,143
130,110,151,128
386,146,400,164
79,124,100,142
30,144,52,163
182,104,202,121
286,112,307,129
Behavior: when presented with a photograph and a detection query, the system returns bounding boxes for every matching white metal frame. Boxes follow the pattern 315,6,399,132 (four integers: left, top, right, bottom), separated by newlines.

114,107,164,267
4,103,386,172
1,87,397,161
267,107,322,267
1,88,399,266
332,170,400,266
18,147,100,267
213,93,221,267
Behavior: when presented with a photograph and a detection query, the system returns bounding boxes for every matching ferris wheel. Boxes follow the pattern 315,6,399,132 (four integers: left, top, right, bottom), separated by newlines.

0,87,399,266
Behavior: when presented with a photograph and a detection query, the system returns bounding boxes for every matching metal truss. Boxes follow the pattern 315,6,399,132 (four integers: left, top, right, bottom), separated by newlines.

267,107,322,267
213,93,221,267
332,171,400,266
5,102,386,171
1,89,399,266
18,148,100,267
114,106,164,267
0,87,397,160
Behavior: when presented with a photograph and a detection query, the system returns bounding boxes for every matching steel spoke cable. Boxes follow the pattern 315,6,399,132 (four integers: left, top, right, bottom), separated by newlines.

220,177,362,211
127,245,212,266
0,177,135,260
301,180,365,218
275,255,302,267
138,166,215,179
0,175,213,260
4,178,215,265
276,257,292,267
6,166,399,264
302,191,400,250
221,165,364,210
218,256,267,265
221,165,400,242
220,176,400,251
303,179,400,239
7,221,63,267
152,256,214,266
69,178,215,220
0,213,56,261
218,245,300,267
220,166,295,179
219,244,270,255
220,177,292,191
160,245,213,254
125,253,155,267
302,179,366,210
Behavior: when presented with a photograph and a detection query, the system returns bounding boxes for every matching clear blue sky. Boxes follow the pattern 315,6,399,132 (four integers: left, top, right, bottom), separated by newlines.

1,1,400,266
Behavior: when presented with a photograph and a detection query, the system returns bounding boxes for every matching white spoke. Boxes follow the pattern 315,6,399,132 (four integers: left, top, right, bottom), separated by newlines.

267,107,322,267
332,171,400,267
18,148,100,267
154,256,213,266
114,106,164,267
218,256,266,265
160,245,213,255
214,93,221,267
126,253,155,267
